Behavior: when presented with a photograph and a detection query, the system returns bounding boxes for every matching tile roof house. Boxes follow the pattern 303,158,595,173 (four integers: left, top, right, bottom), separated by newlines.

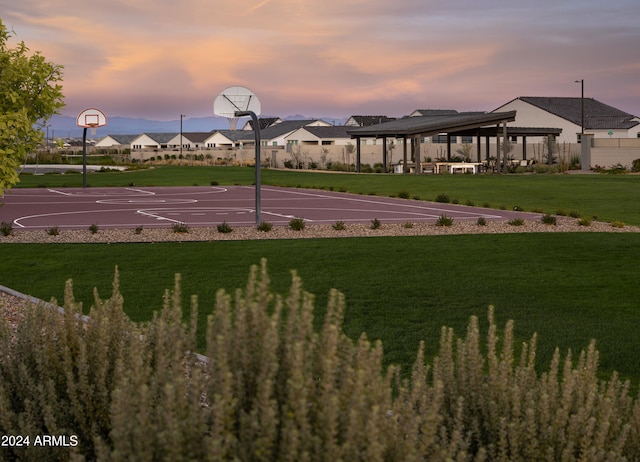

493,96,640,143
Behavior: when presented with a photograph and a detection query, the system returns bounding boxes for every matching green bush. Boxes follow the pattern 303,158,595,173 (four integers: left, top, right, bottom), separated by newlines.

508,218,525,226
172,222,189,233
435,193,450,203
217,221,233,233
288,217,305,231
1,221,13,236
477,217,487,226
541,214,557,225
435,214,454,227
632,158,640,173
578,217,592,227
2,263,640,460
397,190,411,199
257,221,273,232
46,226,59,236
332,220,346,230
370,218,381,229
89,223,99,234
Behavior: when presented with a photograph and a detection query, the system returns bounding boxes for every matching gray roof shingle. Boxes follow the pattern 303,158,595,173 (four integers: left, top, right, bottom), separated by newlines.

518,97,638,129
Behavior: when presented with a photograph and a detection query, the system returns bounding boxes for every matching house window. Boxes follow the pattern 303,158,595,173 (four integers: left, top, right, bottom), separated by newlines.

431,135,447,143
577,133,582,144
462,136,474,144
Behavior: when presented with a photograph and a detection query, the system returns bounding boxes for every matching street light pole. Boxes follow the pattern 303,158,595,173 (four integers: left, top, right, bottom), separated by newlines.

180,114,185,159
575,79,584,136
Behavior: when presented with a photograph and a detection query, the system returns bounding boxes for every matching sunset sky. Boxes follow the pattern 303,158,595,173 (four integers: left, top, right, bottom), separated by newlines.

2,0,639,121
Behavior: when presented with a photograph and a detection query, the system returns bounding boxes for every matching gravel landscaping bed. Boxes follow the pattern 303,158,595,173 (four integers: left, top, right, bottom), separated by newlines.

1,217,638,244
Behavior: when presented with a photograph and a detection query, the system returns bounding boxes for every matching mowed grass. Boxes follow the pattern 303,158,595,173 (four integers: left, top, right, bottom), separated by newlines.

16,166,640,225
2,233,640,384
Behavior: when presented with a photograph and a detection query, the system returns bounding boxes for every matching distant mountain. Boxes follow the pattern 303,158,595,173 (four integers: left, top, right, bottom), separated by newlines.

45,115,231,139
44,114,349,139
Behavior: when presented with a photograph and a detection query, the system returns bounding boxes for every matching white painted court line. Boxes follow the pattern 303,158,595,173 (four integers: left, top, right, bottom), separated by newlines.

260,187,506,219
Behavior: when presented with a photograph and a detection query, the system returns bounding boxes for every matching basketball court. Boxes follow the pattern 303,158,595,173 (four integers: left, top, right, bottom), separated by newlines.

0,186,538,231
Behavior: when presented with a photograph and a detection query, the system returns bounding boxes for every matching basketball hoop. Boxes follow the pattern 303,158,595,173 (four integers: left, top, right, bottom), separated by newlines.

214,86,261,130
76,108,108,188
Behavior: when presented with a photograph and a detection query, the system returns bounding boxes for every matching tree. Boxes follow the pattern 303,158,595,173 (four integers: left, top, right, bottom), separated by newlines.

0,19,64,195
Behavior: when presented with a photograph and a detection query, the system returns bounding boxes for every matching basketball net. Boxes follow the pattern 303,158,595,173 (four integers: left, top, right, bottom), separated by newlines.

228,117,239,131
88,124,98,136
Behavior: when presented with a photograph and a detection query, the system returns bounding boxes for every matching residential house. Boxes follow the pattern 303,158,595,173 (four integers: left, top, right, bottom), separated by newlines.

492,96,640,143
241,117,282,130
130,133,177,150
95,134,138,148
285,126,352,147
166,132,214,149
344,115,396,127
204,130,256,148
260,119,332,148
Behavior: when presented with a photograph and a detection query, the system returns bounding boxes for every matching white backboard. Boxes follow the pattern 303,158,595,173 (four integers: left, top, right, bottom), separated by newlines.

76,108,107,128
214,86,261,118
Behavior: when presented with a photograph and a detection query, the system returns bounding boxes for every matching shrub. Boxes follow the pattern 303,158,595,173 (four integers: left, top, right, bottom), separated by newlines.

541,214,557,225
1,221,13,236
477,217,487,226
289,217,305,231
611,220,625,228
632,158,640,173
569,210,581,218
578,217,592,226
435,214,453,227
172,222,189,233
465,200,475,207
217,221,233,233
332,220,346,230
402,222,414,229
397,191,410,199
2,265,639,460
257,221,272,232
134,225,144,234
435,193,450,203
89,223,99,234
555,208,567,216
370,218,381,229
508,218,525,226
46,226,59,236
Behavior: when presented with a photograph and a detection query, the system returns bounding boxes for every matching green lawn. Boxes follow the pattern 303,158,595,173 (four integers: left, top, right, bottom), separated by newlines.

2,233,640,384
16,166,640,225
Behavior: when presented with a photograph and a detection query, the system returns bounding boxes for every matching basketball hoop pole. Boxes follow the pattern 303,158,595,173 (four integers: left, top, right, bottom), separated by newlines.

235,110,261,224
82,127,88,188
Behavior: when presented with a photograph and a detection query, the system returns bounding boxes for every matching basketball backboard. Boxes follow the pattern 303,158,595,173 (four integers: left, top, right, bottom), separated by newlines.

76,108,107,128
214,86,261,118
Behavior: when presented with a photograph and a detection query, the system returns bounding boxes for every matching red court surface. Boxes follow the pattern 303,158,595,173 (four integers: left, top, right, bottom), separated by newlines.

0,186,539,230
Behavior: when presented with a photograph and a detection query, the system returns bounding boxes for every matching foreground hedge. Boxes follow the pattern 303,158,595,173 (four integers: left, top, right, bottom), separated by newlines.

1,259,639,461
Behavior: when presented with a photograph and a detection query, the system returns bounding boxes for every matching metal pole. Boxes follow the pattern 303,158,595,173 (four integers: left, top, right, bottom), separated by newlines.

235,110,261,224
82,127,87,188
180,114,185,159
575,79,584,135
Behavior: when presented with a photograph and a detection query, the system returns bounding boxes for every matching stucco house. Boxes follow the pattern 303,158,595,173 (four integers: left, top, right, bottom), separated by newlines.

492,97,640,143
166,132,213,149
95,134,138,148
130,133,177,150
204,130,255,148
284,126,352,148
260,119,331,148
